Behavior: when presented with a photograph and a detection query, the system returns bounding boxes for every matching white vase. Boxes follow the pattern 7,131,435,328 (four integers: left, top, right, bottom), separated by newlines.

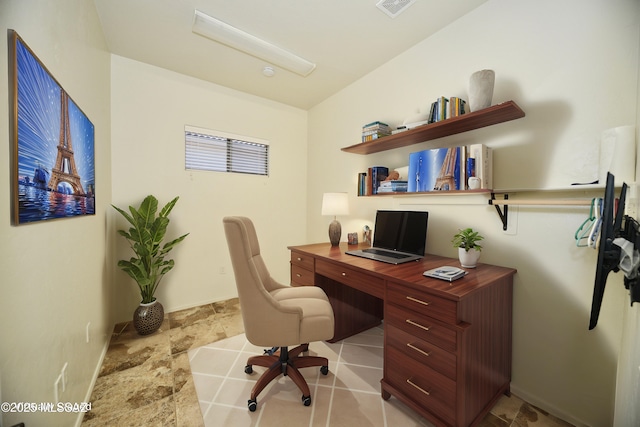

468,69,495,112
458,247,481,268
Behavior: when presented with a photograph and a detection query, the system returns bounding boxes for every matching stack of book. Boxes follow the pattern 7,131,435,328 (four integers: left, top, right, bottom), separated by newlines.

377,180,408,193
362,121,392,142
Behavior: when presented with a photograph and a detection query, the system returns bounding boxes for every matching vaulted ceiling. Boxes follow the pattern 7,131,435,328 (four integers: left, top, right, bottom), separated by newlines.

94,0,488,109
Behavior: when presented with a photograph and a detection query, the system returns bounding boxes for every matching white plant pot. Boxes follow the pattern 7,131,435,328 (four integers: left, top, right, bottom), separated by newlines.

458,247,481,268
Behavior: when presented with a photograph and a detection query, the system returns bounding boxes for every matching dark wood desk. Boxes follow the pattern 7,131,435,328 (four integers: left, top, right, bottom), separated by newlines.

288,242,516,427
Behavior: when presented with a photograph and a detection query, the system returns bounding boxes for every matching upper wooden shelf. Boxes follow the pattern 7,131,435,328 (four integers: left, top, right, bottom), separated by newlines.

341,100,525,155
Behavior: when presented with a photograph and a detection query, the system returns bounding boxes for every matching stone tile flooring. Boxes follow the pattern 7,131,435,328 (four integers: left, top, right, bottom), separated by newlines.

81,299,574,426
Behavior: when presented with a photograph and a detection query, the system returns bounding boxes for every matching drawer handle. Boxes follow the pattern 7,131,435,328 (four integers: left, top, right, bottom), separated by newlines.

406,296,430,306
297,257,302,261
407,343,431,357
342,272,347,276
406,378,430,396
406,319,430,331
296,273,302,278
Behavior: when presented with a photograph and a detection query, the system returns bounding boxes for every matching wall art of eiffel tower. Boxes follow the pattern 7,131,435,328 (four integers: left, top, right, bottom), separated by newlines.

433,148,459,191
48,90,85,195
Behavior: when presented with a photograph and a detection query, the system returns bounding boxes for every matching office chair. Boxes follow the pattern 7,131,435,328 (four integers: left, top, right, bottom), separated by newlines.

222,216,335,411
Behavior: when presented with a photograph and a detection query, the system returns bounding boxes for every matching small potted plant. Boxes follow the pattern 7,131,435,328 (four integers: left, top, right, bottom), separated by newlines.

452,227,483,268
113,195,189,335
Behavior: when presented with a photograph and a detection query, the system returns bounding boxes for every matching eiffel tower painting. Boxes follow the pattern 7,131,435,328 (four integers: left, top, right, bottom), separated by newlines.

48,90,85,195
12,31,95,224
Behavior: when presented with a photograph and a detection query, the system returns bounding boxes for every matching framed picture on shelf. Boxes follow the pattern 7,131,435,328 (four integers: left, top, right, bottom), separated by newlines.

9,30,95,225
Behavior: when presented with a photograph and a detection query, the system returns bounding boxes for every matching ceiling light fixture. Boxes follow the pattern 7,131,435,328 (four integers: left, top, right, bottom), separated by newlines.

192,10,316,77
262,66,275,77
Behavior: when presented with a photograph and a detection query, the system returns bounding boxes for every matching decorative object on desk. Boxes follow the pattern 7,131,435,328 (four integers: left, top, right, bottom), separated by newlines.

452,227,484,268
322,192,349,246
112,195,189,335
363,225,372,244
348,232,358,245
468,69,495,112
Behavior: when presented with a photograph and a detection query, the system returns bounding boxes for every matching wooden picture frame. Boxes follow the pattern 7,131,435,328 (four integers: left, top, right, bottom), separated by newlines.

9,30,95,225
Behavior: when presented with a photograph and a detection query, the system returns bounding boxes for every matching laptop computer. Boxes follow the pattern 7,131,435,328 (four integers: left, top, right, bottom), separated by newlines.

346,210,428,264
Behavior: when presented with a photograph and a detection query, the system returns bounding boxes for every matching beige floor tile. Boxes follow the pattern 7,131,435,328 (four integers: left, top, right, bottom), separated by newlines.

84,299,577,427
327,388,386,427
338,343,384,368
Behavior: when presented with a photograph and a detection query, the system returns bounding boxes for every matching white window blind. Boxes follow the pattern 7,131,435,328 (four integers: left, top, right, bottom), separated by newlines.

185,126,269,176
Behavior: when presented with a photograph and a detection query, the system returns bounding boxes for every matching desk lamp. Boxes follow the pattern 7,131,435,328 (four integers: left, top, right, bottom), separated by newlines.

322,193,349,246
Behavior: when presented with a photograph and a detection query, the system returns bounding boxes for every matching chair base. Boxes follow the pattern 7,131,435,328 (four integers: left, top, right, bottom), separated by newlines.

244,344,329,411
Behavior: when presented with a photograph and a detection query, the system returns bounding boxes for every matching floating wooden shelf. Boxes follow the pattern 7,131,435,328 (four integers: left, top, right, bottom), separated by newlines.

342,101,525,155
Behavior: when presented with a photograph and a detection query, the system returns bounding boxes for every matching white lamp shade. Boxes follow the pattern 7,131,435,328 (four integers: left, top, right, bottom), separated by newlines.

322,192,349,216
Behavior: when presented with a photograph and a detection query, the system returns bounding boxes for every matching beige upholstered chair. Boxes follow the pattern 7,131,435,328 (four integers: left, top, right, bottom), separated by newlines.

223,216,335,411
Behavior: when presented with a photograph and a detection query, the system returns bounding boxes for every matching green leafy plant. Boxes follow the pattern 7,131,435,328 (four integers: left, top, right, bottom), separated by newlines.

113,195,189,304
452,227,484,252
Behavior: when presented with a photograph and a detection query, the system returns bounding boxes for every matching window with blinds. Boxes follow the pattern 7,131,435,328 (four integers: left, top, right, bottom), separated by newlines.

185,126,269,176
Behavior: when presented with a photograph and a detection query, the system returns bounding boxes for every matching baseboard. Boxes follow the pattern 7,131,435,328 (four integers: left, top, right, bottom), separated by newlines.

74,331,111,427
510,385,590,427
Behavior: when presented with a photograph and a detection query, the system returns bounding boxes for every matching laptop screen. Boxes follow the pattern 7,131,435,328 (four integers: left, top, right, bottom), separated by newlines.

373,210,429,256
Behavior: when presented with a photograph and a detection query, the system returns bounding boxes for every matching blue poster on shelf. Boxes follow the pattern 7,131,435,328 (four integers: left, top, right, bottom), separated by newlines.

408,147,461,192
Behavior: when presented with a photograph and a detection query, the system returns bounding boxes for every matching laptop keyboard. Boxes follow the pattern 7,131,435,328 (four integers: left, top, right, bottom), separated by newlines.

363,248,410,259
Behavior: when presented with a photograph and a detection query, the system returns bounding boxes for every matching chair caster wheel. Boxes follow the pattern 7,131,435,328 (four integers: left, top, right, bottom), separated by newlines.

302,395,311,406
320,365,329,375
248,399,257,412
245,365,253,374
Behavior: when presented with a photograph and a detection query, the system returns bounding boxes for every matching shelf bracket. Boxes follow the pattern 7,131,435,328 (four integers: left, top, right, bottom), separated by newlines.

490,193,509,231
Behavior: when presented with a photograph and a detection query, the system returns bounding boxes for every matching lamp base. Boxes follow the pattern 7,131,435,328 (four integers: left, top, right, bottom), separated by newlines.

328,220,342,246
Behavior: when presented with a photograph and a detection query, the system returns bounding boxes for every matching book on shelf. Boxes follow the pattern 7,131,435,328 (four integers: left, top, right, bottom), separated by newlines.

362,131,391,142
423,266,468,282
468,143,493,189
377,180,408,193
428,96,467,123
360,166,389,195
362,121,391,142
358,172,367,196
449,97,467,118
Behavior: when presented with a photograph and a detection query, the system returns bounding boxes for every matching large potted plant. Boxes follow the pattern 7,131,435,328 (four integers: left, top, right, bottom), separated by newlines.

113,195,189,335
452,227,483,268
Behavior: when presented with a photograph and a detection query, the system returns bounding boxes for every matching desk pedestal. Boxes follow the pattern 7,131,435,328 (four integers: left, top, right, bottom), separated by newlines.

315,274,383,342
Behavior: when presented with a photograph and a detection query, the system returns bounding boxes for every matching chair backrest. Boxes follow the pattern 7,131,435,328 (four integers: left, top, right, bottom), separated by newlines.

223,216,301,346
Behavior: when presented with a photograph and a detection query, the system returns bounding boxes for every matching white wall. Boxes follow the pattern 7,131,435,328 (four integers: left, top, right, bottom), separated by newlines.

0,1,112,426
307,0,639,425
110,56,309,321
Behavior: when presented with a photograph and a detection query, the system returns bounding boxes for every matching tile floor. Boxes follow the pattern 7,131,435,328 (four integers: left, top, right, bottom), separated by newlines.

82,299,574,427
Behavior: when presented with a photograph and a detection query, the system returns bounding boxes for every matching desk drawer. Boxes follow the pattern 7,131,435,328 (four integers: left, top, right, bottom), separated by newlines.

387,304,457,352
388,282,457,325
291,264,314,287
386,324,456,381
290,250,315,271
316,259,384,299
385,346,456,426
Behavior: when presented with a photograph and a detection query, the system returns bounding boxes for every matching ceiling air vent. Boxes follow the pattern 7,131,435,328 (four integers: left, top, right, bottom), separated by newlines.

376,0,416,18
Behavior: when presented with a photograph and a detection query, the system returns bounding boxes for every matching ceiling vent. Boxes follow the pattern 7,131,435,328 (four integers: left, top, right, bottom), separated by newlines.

376,0,416,18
